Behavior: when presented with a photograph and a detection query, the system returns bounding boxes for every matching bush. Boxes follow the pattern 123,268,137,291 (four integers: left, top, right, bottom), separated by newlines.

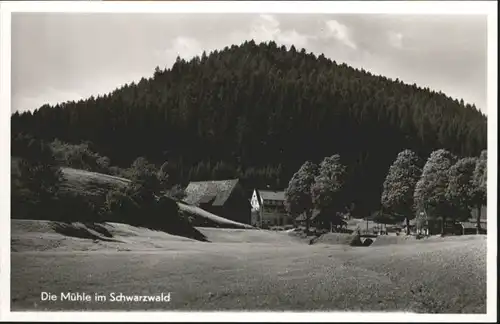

104,189,141,225
107,166,125,177
50,139,112,174
11,134,63,220
164,184,187,200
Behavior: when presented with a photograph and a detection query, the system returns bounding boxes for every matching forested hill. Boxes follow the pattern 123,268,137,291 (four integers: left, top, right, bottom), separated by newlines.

11,40,487,216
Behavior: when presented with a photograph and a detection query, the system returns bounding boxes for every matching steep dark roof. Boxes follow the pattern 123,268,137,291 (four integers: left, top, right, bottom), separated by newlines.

257,190,285,201
184,179,240,207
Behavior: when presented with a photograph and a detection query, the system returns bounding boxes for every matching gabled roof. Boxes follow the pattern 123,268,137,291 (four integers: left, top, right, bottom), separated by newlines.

185,179,240,207
256,189,285,201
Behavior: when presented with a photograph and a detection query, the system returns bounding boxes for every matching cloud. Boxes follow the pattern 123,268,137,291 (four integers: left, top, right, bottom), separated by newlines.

246,14,313,49
277,29,312,49
251,14,280,41
156,15,314,65
161,36,203,62
388,31,404,49
323,20,357,49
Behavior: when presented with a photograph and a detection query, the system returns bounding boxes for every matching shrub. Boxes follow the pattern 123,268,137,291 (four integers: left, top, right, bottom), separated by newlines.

164,184,187,200
11,134,63,219
50,139,112,173
96,156,111,172
104,189,141,225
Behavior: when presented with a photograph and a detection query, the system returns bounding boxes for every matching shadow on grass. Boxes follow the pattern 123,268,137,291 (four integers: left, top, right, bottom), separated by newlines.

139,222,210,243
51,222,122,243
52,221,210,243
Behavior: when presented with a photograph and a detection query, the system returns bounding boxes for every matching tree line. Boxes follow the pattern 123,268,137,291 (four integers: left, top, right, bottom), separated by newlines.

284,148,487,235
11,40,487,216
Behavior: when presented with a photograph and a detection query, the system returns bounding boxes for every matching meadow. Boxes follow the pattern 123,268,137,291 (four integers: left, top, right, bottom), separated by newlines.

11,219,486,313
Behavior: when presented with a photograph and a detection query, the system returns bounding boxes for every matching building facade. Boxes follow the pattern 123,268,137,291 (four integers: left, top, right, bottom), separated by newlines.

250,189,291,228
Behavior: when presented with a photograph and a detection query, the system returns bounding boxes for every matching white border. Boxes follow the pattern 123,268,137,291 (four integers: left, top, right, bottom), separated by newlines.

0,1,497,322
485,9,498,322
0,0,497,14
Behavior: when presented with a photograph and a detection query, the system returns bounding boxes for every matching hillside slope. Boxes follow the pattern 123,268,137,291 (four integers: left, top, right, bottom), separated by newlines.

11,41,487,215
61,167,254,230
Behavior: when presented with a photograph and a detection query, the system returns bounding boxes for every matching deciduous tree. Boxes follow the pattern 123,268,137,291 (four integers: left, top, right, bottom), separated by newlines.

284,161,318,233
446,157,477,223
414,149,457,235
11,134,63,218
381,149,422,234
471,150,487,233
311,155,346,230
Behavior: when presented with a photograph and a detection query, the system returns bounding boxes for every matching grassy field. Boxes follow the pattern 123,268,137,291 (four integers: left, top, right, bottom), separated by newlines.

11,220,486,313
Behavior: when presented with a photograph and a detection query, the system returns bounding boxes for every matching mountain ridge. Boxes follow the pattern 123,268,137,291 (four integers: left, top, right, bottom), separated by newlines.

11,40,487,215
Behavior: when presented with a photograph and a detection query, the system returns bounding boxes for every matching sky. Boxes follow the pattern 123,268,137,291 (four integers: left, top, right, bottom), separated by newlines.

11,13,488,114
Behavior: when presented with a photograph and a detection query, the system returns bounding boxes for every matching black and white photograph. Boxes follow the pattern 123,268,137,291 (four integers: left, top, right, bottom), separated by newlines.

1,1,497,321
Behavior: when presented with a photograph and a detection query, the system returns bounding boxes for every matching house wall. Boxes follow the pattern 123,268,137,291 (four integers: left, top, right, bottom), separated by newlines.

250,190,292,227
251,210,260,227
261,212,291,227
260,200,290,227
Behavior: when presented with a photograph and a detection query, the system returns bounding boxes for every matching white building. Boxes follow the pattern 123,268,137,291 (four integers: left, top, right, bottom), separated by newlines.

250,189,291,228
